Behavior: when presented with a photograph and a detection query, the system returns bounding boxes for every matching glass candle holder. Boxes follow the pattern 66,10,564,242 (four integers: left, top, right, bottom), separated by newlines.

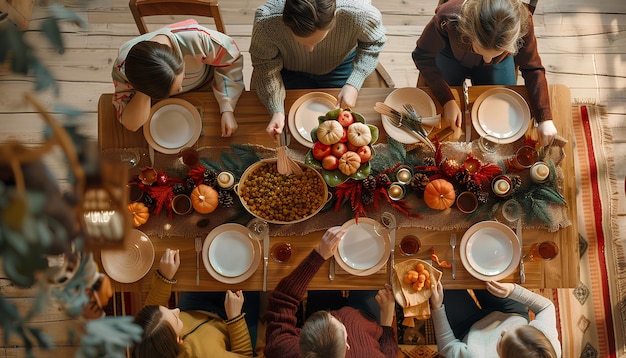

491,175,513,197
388,182,406,201
530,161,550,183
395,165,413,185
217,171,235,190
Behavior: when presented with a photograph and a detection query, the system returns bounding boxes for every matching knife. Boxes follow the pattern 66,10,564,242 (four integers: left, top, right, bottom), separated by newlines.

517,218,526,284
389,228,396,284
463,81,471,143
450,233,457,280
329,257,335,281
263,230,269,292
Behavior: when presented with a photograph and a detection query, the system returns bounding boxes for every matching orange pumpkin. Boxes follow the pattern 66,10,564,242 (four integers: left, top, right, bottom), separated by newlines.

338,151,361,175
128,202,149,227
191,184,219,214
423,179,456,210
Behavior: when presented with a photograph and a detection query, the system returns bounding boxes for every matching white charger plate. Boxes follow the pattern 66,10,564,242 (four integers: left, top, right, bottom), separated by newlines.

144,98,202,154
460,221,521,281
381,87,438,144
471,88,531,144
334,218,390,276
101,229,154,284
288,92,337,148
202,223,261,284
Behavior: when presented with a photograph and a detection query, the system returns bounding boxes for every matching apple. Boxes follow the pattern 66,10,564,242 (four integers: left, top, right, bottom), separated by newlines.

356,145,373,163
331,142,348,158
337,110,355,127
339,127,349,142
346,141,360,151
312,141,331,160
322,155,339,170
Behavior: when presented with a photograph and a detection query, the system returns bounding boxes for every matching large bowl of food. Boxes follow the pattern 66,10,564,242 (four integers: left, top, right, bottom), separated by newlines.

234,159,330,224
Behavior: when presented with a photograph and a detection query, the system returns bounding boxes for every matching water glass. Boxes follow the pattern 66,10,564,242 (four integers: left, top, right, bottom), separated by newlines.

528,241,559,261
374,212,397,237
478,134,500,154
247,218,268,242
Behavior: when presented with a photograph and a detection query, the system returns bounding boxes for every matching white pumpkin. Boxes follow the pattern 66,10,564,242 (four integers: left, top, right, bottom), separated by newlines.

317,120,344,145
347,122,372,147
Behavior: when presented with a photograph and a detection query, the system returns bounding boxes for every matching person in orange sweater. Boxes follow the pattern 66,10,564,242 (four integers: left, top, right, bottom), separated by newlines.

264,226,398,358
130,248,255,358
412,0,558,146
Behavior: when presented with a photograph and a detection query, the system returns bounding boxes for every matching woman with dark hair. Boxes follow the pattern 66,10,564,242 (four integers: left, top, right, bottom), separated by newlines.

429,280,561,357
264,226,398,358
112,20,244,136
131,248,255,358
412,0,558,146
249,0,387,141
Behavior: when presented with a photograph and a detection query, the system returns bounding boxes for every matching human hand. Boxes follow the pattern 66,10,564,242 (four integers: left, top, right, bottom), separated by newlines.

337,84,358,109
314,226,343,260
429,281,444,309
224,290,244,320
486,281,515,298
221,111,238,137
442,100,462,129
375,283,395,327
266,112,285,143
537,120,558,147
159,248,180,280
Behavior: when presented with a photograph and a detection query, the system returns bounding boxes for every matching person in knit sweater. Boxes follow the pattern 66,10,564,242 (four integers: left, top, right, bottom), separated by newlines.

429,280,561,357
412,0,558,147
112,20,244,136
264,226,398,358
249,0,386,141
130,248,254,358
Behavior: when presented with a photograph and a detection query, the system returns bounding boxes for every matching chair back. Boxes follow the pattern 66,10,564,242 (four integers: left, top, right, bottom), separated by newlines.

129,0,226,34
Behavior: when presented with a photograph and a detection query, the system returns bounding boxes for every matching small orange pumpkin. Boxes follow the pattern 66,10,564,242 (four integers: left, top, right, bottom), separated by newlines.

191,184,219,214
338,151,361,175
128,202,149,227
423,179,456,210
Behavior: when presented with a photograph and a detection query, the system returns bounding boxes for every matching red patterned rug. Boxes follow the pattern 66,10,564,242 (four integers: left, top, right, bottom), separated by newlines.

550,103,624,357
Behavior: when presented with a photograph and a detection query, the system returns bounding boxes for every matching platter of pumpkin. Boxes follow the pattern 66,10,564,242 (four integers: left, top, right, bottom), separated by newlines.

305,108,379,187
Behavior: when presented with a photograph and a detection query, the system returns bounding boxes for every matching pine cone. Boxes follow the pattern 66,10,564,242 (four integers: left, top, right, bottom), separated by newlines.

423,157,436,166
172,183,186,195
362,192,374,206
142,193,155,208
454,170,471,185
363,175,377,192
476,191,490,204
410,173,430,192
510,175,522,190
378,173,391,184
185,177,196,190
441,159,460,178
466,179,481,195
203,170,218,188
218,190,234,208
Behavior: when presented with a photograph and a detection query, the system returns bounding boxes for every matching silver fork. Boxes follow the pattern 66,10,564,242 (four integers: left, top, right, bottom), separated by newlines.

402,103,427,135
384,111,436,152
195,236,202,286
450,233,457,280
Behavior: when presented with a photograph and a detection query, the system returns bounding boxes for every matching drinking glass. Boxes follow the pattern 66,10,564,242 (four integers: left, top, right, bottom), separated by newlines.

179,147,200,167
456,191,478,214
528,241,559,261
246,218,268,242
271,242,295,263
478,134,500,154
399,235,421,256
374,211,397,237
500,199,522,224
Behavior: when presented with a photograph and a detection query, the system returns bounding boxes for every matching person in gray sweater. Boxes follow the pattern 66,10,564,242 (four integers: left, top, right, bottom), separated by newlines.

429,280,561,357
249,0,386,141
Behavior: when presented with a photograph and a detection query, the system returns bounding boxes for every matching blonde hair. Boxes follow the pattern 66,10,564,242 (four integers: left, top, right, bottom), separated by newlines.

457,0,529,55
299,311,347,358
499,325,558,358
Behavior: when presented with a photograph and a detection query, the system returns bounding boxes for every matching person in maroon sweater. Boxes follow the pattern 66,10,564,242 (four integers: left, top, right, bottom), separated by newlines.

412,0,558,147
264,226,398,358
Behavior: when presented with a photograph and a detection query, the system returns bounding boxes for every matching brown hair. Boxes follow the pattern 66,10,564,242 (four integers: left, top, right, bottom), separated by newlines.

131,305,182,358
457,0,529,55
124,41,184,100
499,325,558,358
283,0,336,37
299,311,346,358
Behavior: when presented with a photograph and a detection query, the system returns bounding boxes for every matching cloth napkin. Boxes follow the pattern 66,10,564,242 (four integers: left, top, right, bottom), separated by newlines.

392,259,442,327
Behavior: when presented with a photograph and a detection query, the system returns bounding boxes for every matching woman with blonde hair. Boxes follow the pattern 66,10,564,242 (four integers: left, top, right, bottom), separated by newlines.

412,0,558,147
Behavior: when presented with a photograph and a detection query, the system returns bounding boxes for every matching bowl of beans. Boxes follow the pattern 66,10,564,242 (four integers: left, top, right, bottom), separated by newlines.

235,159,330,224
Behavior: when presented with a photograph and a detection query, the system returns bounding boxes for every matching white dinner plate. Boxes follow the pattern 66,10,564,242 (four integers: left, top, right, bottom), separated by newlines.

381,87,438,144
288,92,337,148
471,88,531,144
144,98,202,154
460,221,521,281
202,223,261,284
334,218,390,276
101,229,155,284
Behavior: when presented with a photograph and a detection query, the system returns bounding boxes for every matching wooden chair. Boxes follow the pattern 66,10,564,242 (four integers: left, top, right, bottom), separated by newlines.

362,62,396,88
416,0,538,87
129,0,227,35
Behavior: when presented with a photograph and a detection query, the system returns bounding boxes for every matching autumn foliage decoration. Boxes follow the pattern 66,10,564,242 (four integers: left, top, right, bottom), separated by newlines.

133,169,182,218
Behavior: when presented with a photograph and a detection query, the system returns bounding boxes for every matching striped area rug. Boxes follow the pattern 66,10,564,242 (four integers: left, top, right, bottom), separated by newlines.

552,104,624,357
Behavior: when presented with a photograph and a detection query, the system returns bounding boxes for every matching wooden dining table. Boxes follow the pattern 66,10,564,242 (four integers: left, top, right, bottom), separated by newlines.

97,84,577,314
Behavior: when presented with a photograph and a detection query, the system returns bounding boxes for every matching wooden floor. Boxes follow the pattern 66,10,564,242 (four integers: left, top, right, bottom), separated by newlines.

0,0,624,356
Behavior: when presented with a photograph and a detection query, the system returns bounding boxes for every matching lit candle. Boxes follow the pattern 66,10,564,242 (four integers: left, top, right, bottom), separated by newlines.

396,168,412,184
530,162,550,183
388,183,405,200
492,177,511,196
217,171,235,189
